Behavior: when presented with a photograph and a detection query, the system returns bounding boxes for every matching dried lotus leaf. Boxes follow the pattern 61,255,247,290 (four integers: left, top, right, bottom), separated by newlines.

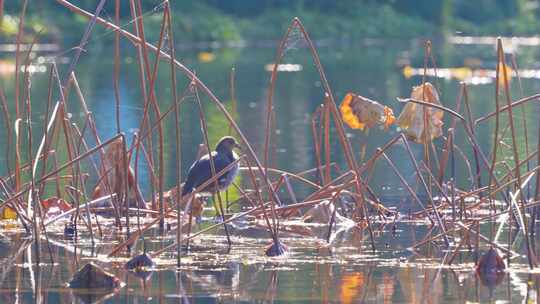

1,206,17,220
397,82,444,144
92,137,145,209
339,93,395,131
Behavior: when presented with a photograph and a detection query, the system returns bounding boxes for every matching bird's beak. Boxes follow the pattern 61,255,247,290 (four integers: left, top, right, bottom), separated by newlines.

234,143,242,150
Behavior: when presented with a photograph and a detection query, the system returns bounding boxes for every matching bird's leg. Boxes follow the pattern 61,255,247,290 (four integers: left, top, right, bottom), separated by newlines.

185,195,194,252
211,193,222,223
195,197,207,225
214,190,232,248
225,190,230,213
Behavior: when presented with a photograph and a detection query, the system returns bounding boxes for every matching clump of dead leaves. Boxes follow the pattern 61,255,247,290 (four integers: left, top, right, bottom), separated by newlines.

91,137,145,209
340,82,444,145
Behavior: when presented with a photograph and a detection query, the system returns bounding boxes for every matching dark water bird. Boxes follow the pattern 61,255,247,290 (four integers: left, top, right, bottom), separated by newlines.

182,136,241,197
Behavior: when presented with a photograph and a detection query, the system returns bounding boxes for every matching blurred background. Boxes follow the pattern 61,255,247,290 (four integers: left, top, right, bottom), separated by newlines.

1,3,540,302
2,1,540,43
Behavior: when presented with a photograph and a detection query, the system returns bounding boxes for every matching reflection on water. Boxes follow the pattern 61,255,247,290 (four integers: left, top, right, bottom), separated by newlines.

2,38,538,199
0,219,540,303
449,35,540,48
2,36,540,302
2,39,540,198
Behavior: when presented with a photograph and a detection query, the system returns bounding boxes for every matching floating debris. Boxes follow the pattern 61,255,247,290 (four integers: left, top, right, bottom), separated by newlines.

69,262,122,289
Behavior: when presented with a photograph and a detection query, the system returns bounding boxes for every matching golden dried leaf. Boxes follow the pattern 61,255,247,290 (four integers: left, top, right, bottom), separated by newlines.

339,93,395,131
1,206,17,220
397,82,444,144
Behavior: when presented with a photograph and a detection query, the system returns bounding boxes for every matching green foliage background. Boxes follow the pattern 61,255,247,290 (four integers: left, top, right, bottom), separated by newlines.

2,0,538,43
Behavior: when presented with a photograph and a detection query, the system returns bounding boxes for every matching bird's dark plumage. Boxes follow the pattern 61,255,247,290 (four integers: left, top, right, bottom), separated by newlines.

182,136,240,196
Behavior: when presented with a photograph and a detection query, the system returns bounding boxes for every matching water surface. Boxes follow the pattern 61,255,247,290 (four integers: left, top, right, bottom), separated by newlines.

2,35,540,303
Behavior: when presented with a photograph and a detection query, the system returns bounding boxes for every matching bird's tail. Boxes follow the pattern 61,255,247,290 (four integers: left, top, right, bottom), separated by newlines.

181,182,192,196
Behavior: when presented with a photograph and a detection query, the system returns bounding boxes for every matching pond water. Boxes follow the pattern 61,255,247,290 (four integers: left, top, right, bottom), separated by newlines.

2,32,540,303
3,36,540,196
1,215,540,303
